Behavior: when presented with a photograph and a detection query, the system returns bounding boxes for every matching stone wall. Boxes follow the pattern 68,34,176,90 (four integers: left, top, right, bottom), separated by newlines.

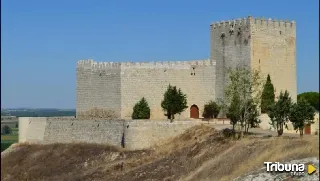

19,117,203,150
259,113,319,135
43,118,125,146
250,17,297,102
210,18,252,106
124,119,201,150
77,59,216,120
120,60,216,119
19,117,47,143
76,60,121,118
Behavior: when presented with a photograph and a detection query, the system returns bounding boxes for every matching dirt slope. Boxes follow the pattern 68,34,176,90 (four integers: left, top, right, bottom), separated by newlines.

1,125,319,181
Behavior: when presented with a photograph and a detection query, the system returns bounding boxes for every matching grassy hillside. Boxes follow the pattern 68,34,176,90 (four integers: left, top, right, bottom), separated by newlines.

1,125,319,181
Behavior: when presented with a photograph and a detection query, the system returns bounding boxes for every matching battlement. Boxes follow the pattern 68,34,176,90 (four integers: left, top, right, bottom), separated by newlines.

210,18,249,28
210,16,296,28
77,59,215,71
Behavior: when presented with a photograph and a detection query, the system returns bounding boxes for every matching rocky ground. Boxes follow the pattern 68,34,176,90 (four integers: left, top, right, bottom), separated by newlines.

1,125,319,181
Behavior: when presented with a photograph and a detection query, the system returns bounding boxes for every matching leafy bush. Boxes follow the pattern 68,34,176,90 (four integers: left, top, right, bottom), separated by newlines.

1,142,14,152
1,125,12,135
268,90,293,136
289,98,316,137
298,92,319,111
222,128,235,138
202,101,220,118
161,85,188,122
132,97,151,119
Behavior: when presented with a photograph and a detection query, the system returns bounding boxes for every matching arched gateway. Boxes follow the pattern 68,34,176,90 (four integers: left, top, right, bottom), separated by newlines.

190,105,199,119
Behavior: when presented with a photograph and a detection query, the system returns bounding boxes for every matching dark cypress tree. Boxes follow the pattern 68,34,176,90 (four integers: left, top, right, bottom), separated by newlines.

261,74,275,113
161,85,188,122
132,97,151,119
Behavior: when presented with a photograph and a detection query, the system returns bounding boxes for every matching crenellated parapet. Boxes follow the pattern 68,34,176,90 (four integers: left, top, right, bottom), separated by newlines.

77,59,121,70
210,18,250,29
252,17,295,28
210,16,295,29
121,59,213,69
77,59,214,71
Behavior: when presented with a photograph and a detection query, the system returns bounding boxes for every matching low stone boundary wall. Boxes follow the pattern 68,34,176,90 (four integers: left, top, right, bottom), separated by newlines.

19,117,202,150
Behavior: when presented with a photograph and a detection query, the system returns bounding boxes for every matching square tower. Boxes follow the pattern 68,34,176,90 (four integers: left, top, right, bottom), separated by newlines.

211,16,297,105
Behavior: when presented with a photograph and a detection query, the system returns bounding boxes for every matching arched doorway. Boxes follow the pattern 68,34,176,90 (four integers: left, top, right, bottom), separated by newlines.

190,105,199,119
304,124,311,135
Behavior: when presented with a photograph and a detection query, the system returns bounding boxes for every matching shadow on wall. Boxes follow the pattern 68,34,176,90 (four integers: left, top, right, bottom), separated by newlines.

121,132,125,148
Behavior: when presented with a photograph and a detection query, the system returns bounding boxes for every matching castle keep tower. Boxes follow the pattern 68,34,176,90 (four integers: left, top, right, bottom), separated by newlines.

211,16,297,104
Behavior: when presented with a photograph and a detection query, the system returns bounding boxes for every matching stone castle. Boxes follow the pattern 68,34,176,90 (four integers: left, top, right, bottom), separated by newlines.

76,16,297,120
19,16,299,150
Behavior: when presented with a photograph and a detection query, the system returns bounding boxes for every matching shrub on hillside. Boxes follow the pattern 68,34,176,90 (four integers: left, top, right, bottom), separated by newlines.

1,125,12,135
202,101,220,119
222,128,235,138
132,97,151,119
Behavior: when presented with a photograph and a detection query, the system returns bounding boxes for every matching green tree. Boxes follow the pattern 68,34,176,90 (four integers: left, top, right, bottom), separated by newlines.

161,85,188,122
297,92,319,111
132,97,151,119
2,125,12,135
289,98,316,137
261,74,275,113
268,90,293,136
243,99,261,133
202,101,220,118
224,65,263,138
226,93,241,133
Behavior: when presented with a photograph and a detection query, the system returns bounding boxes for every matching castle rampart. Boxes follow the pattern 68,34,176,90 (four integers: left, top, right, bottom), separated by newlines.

77,59,213,70
19,117,202,150
77,59,216,119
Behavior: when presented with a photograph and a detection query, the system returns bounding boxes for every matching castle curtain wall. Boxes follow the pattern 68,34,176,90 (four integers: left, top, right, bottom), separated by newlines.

76,60,122,118
120,60,216,120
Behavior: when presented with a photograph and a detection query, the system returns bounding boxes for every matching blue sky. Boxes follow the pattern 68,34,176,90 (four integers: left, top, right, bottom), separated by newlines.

1,0,319,109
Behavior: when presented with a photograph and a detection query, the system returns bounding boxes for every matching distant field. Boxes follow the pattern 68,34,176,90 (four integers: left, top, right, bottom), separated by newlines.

1,134,18,142
11,128,18,134
1,129,19,152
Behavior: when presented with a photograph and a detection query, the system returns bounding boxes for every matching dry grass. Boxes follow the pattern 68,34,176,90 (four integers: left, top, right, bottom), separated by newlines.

1,125,319,181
